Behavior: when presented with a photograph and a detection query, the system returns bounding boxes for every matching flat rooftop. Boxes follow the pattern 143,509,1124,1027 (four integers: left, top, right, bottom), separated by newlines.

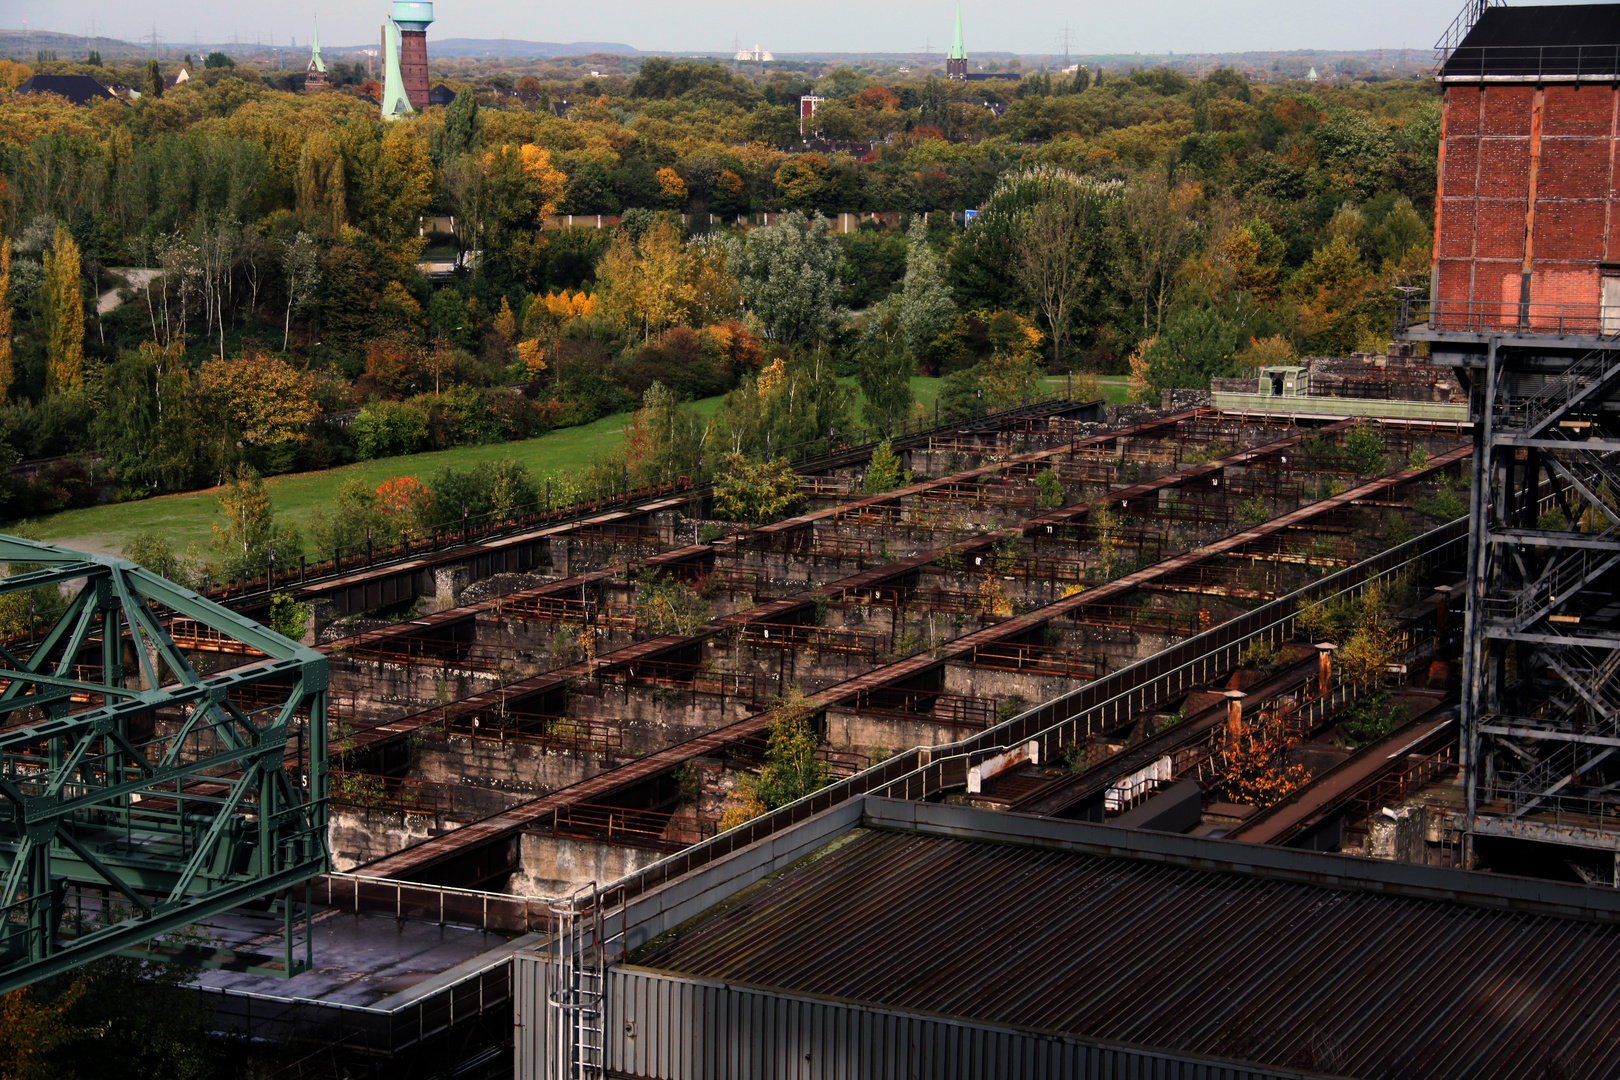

192,907,525,1008
631,804,1620,1079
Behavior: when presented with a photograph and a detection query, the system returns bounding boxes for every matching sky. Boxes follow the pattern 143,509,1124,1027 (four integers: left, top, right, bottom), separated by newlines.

5,0,1581,58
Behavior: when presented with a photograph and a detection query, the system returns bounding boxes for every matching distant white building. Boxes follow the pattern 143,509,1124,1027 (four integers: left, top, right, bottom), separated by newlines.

734,44,774,61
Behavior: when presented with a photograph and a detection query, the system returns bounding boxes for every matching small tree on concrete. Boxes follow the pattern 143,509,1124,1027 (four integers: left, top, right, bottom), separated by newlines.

713,453,801,524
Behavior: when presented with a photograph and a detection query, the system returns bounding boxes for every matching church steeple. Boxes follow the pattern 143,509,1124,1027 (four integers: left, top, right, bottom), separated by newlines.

946,4,968,78
305,14,328,89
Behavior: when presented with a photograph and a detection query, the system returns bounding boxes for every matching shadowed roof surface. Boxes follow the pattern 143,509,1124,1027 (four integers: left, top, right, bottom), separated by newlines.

633,826,1620,1079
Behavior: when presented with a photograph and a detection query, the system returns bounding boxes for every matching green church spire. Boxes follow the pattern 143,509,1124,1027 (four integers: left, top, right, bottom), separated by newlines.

309,14,326,74
948,5,966,60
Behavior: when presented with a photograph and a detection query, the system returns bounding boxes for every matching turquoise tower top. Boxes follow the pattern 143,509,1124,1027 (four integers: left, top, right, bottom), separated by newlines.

392,1,434,31
948,5,966,60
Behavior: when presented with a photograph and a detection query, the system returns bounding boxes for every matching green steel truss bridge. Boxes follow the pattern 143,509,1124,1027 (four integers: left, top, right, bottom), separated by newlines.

0,535,328,994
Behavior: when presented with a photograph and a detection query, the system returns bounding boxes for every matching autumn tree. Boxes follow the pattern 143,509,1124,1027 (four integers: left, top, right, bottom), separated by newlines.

1289,234,1380,355
42,225,84,393
713,453,801,524
720,688,829,828
199,348,320,473
211,464,300,580
0,238,11,404
596,218,695,342
1220,702,1313,809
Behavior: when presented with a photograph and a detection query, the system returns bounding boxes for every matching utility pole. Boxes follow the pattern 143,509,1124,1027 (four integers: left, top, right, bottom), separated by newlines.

1056,23,1078,69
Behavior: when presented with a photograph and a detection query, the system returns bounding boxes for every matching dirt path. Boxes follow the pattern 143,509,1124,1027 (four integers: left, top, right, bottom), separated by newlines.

97,268,161,314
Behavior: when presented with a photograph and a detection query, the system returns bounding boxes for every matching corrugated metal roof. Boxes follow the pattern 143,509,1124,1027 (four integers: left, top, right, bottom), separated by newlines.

634,827,1620,1078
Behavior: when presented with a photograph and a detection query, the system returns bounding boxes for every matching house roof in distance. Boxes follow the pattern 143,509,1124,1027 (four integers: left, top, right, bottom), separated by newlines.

1442,2,1620,78
14,74,117,105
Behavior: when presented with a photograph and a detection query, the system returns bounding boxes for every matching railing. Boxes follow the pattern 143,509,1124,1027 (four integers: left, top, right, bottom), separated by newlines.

1440,41,1620,80
1482,775,1620,834
183,390,1096,607
966,641,1108,679
329,770,454,815
596,519,1469,913
541,804,719,852
445,709,625,753
1401,296,1620,337
312,873,553,933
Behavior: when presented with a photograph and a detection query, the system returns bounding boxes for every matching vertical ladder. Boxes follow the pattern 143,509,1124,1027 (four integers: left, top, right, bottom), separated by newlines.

548,883,605,1080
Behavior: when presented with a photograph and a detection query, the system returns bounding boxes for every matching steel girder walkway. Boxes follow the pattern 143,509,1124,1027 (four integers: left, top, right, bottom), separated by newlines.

1459,339,1620,863
0,535,329,994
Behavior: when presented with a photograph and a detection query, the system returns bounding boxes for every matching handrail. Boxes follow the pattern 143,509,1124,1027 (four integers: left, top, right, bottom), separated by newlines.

596,517,1469,913
175,391,1099,608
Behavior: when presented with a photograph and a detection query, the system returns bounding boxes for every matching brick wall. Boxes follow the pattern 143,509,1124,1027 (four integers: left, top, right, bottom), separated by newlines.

1434,82,1620,332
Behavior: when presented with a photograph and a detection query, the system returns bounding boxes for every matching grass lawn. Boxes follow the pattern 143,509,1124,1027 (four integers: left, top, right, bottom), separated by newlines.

28,376,946,557
1043,376,1134,405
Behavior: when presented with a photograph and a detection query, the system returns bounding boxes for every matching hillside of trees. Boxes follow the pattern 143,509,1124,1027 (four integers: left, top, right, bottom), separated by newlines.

0,54,1437,532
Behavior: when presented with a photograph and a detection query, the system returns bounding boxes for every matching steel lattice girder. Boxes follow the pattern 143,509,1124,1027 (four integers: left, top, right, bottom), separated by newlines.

0,535,328,994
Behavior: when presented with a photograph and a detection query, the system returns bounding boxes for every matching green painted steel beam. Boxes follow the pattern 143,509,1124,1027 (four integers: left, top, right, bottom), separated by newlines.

0,533,329,994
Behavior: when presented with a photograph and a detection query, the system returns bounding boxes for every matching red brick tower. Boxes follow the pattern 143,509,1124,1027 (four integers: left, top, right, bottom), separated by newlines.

1430,5,1620,333
391,2,433,112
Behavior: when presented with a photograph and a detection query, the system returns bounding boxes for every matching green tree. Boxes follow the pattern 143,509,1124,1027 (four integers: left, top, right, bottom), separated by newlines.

443,90,484,158
897,216,955,356
211,464,299,580
723,211,844,345
1137,307,1244,396
1012,176,1111,370
121,531,206,590
622,381,705,485
631,568,710,635
144,59,163,97
713,453,801,524
268,592,311,640
0,523,71,638
752,689,829,810
93,342,209,491
281,230,321,350
854,299,913,429
861,438,905,494
42,226,84,393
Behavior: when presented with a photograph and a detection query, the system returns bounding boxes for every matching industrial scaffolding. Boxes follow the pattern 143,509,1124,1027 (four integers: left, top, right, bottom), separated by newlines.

1455,339,1620,869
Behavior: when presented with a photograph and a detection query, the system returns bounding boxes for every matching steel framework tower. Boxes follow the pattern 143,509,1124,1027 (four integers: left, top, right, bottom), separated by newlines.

0,535,328,993
1405,1,1620,874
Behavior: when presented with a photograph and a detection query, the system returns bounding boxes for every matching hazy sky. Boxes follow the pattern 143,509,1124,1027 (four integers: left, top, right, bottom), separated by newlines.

7,0,1576,58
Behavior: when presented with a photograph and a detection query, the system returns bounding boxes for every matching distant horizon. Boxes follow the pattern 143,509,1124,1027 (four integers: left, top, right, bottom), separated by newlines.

2,27,1452,66
2,0,1584,60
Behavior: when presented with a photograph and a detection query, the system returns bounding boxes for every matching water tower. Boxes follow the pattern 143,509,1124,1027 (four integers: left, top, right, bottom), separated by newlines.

384,0,432,113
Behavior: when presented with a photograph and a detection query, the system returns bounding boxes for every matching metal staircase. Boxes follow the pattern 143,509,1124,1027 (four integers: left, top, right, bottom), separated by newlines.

1457,337,1620,855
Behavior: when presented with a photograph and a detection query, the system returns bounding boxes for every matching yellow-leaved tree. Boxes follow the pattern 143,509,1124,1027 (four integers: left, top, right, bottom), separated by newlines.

42,226,84,393
0,238,12,404
596,219,695,342
200,348,320,468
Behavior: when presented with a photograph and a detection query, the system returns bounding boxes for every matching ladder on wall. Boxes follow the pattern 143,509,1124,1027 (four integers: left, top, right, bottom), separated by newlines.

548,883,605,1080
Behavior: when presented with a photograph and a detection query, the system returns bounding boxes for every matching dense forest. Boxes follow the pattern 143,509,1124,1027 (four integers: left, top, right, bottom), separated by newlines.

0,53,1438,547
